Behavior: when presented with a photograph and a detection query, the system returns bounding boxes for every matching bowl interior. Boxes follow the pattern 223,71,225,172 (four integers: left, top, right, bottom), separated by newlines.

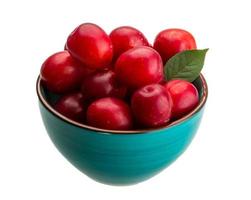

37,74,207,134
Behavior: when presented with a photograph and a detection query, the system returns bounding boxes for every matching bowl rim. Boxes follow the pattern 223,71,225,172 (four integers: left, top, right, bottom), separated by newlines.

36,74,208,134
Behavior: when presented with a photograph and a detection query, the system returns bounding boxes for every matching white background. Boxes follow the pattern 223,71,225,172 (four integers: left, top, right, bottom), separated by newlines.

0,0,251,199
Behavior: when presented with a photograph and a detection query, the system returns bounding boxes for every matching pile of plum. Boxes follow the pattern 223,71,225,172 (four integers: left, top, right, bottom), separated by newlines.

40,23,199,131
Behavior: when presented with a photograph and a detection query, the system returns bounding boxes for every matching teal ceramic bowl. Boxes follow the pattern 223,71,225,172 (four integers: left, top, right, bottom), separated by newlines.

37,74,208,186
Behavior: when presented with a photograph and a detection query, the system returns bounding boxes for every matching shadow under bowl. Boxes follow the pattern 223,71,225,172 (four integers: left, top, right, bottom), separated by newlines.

36,74,208,186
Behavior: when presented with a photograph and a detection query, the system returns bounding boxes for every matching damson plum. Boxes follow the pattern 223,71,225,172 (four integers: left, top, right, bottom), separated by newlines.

110,26,150,60
115,46,163,89
66,23,113,69
54,92,86,122
87,97,133,130
164,80,199,119
154,29,196,63
81,70,126,100
131,84,172,127
40,51,83,93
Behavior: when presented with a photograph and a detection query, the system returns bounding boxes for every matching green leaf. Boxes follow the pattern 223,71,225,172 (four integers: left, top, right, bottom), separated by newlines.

164,49,208,82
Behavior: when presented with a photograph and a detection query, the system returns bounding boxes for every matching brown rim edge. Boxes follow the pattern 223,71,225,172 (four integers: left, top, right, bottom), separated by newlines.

36,74,208,134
